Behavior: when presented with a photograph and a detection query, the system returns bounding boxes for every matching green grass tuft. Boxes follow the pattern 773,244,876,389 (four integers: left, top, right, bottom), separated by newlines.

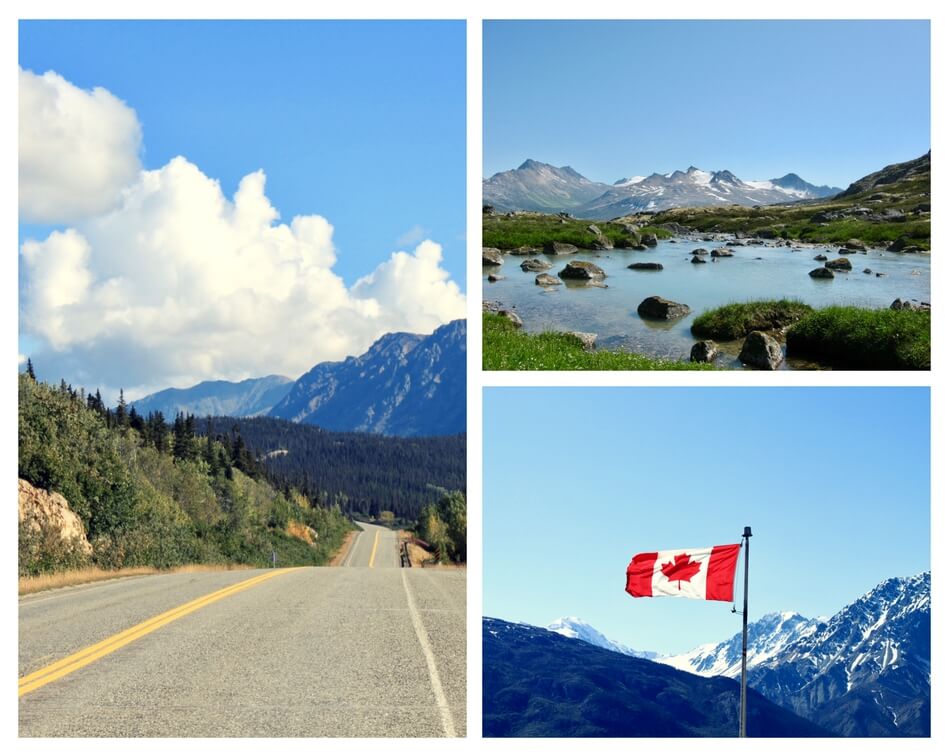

483,313,710,371
691,300,815,341
786,306,930,370
483,213,670,250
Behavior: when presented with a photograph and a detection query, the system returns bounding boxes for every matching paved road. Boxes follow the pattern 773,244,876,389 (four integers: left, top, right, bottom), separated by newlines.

343,521,401,568
19,528,465,737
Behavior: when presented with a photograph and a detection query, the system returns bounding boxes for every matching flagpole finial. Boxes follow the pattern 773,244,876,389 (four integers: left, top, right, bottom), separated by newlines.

742,526,752,538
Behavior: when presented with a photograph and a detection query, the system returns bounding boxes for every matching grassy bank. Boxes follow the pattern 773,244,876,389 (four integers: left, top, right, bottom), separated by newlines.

691,300,815,340
483,212,670,250
483,313,710,371
786,307,930,370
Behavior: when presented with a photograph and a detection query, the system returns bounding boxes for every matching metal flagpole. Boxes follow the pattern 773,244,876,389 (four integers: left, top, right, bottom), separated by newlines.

739,526,752,738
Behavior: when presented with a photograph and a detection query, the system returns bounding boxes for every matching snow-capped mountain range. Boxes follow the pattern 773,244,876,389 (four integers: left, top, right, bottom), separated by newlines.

483,159,841,219
547,616,659,660
544,571,929,736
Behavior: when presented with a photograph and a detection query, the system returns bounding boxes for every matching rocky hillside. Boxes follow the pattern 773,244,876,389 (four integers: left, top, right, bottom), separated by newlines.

131,375,293,419
270,319,466,437
483,618,831,737
18,478,92,559
748,572,930,737
483,159,612,213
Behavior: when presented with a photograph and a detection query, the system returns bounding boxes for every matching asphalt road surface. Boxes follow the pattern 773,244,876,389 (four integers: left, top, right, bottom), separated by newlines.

19,523,465,737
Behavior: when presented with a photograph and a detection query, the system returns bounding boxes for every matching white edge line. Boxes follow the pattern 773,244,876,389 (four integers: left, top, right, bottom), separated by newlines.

400,569,457,737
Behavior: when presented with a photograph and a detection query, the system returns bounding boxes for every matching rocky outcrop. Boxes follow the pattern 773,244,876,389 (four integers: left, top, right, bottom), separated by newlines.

637,296,691,320
711,248,734,258
891,298,931,312
520,258,551,272
844,239,867,251
18,479,93,555
567,332,597,351
690,340,719,363
691,248,709,256
691,256,707,264
497,310,523,328
544,241,579,256
739,331,783,370
825,257,852,271
559,261,606,281
483,247,504,266
809,267,835,279
640,233,659,247
814,254,828,261
535,273,561,286
628,262,663,271
590,236,614,250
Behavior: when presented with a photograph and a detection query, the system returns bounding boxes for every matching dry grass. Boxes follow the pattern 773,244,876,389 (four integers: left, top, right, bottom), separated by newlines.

329,530,359,567
19,563,254,596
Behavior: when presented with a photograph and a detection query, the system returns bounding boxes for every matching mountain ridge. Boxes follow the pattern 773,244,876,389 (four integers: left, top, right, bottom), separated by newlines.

484,159,842,218
483,617,832,737
270,319,466,437
533,571,929,736
131,375,293,419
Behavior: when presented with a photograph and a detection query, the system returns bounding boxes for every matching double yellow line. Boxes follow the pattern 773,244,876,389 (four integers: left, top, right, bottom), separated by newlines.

19,568,299,697
368,530,380,568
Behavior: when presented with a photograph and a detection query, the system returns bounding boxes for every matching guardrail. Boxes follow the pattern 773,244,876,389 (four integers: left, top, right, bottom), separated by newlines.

400,540,412,568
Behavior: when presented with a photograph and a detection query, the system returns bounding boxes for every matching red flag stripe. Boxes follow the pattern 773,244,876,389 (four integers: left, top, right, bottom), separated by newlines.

706,543,741,601
625,551,658,597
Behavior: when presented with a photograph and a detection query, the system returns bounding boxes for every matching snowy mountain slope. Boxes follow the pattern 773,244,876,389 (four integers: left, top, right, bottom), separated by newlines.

748,572,930,736
547,617,659,660
483,160,841,218
659,611,822,677
482,159,612,212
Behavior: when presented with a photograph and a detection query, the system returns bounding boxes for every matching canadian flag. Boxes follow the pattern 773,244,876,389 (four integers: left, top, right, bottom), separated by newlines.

626,544,741,602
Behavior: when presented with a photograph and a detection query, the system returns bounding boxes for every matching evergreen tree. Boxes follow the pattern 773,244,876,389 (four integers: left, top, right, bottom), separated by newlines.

116,389,128,427
25,358,36,381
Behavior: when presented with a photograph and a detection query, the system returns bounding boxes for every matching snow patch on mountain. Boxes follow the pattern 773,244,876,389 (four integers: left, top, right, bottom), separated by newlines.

547,617,659,660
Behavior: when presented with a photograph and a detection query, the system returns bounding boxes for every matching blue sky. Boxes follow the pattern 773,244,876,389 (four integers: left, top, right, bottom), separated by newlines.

484,20,930,188
20,20,467,285
483,387,930,655
18,21,466,398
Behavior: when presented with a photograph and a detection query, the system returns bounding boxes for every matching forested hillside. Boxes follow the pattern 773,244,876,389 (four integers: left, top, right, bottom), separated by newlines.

195,416,466,521
18,373,353,576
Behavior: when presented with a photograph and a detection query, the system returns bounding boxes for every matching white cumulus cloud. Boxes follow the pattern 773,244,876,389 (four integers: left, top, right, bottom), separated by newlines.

21,156,466,396
19,67,142,223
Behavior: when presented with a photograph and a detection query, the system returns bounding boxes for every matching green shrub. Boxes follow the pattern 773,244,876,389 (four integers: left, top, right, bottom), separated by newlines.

691,300,815,340
787,307,930,369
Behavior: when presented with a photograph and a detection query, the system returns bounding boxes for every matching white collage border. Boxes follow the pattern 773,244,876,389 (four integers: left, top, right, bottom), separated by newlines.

2,1,941,754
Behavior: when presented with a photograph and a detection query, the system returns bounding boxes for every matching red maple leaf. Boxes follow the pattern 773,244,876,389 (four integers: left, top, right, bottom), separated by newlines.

660,553,701,590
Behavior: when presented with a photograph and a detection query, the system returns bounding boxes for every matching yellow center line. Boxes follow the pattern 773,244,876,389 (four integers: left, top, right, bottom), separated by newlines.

19,567,301,697
368,530,380,568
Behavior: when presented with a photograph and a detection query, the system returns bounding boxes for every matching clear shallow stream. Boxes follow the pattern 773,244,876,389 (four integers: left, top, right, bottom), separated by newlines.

483,237,931,369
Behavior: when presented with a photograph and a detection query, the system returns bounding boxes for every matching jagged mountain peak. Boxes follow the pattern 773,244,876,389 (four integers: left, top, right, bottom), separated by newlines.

269,319,465,437
484,158,841,218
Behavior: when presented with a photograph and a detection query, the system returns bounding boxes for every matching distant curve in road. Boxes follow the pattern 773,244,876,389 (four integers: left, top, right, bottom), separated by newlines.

19,527,465,737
